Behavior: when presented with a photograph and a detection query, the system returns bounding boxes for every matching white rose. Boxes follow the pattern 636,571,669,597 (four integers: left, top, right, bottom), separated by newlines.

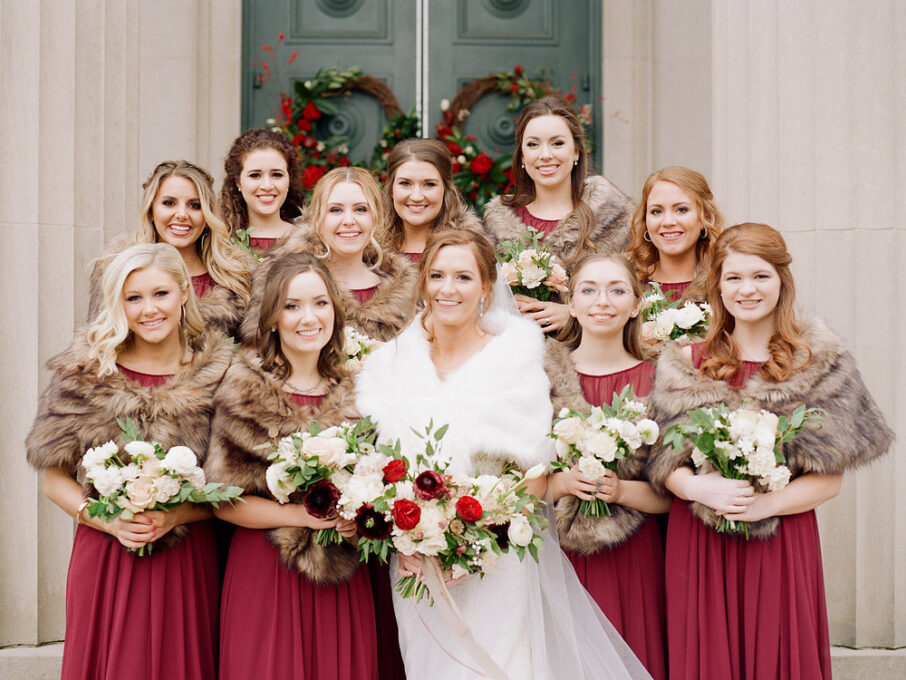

187,467,206,490
392,532,418,556
577,456,606,480
93,466,124,497
344,358,362,373
519,263,546,289
124,440,155,458
517,249,537,267
636,419,659,445
301,436,332,461
552,416,584,445
97,441,119,458
162,446,198,476
654,308,679,340
578,430,618,462
674,302,705,329
152,475,181,503
266,462,293,503
507,515,533,547
554,438,571,459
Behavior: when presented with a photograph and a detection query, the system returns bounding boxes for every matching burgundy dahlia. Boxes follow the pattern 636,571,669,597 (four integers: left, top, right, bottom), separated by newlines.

302,480,340,519
355,504,391,540
414,470,447,500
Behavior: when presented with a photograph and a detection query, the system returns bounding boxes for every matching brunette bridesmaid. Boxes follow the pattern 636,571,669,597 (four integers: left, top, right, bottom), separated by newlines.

627,166,724,303
647,223,892,679
27,243,232,680
206,252,377,679
379,137,483,263
545,253,669,679
89,160,252,336
483,94,633,333
241,166,418,345
220,128,306,255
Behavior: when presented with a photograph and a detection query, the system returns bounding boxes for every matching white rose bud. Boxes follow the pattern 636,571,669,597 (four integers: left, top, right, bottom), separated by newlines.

523,463,547,480
507,515,533,547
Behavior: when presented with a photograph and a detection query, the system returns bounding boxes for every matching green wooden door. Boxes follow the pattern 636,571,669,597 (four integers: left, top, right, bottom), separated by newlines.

243,0,601,162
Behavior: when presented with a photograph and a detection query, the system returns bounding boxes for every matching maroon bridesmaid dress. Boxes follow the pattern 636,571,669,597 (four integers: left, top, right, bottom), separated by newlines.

648,279,692,303
401,252,421,264
350,285,378,304
514,205,559,238
664,344,831,679
247,236,278,254
218,392,379,680
190,272,216,299
563,361,667,680
62,366,219,680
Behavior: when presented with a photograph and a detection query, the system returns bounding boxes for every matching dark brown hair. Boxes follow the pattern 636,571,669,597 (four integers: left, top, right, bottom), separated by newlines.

502,95,595,260
220,128,305,235
256,252,347,384
701,222,810,384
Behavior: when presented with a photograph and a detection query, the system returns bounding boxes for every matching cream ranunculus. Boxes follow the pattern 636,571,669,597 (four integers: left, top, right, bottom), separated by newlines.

500,260,519,286
507,514,534,547
141,457,163,477
162,446,198,476
578,430,618,462
654,308,680,340
636,418,660,445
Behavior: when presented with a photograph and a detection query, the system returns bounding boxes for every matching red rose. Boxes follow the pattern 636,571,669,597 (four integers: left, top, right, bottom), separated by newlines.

302,135,317,149
469,153,493,175
292,133,304,146
437,125,453,138
383,459,407,483
302,101,322,120
514,65,524,75
414,470,446,500
465,135,477,142
468,190,478,201
392,499,421,531
278,32,285,41
297,118,312,132
456,496,483,523
338,156,351,167
447,142,463,155
509,83,519,92
302,164,326,190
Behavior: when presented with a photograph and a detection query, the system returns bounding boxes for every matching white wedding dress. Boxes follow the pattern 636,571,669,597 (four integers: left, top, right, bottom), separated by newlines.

356,294,651,680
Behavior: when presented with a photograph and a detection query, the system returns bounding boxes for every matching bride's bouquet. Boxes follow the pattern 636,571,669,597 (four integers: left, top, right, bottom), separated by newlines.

497,227,568,301
265,417,377,545
81,418,244,555
549,386,659,517
640,281,711,344
335,421,547,603
341,326,380,373
663,403,822,537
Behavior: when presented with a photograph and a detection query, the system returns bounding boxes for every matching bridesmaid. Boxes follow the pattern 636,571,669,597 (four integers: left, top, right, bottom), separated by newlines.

545,253,669,679
483,94,633,333
220,128,306,255
89,160,252,336
206,252,377,680
241,166,418,344
647,222,892,679
379,137,483,263
26,243,232,680
627,166,724,303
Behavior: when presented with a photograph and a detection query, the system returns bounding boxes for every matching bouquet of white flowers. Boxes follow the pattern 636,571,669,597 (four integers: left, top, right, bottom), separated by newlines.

341,326,380,372
497,228,568,301
549,385,659,517
640,281,711,344
81,418,244,555
663,404,822,537
333,421,547,603
265,417,376,545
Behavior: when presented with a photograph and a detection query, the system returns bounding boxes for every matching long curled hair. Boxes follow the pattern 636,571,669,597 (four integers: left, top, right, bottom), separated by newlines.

701,223,810,384
628,166,724,282
135,160,251,305
557,253,645,359
86,243,205,378
502,95,596,259
255,252,348,384
380,138,469,250
307,167,384,269
220,128,305,235
417,230,497,342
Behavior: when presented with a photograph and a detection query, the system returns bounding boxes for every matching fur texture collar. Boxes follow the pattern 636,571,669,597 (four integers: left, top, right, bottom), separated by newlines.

206,350,361,583
239,228,419,344
482,175,633,263
647,318,893,538
356,313,554,475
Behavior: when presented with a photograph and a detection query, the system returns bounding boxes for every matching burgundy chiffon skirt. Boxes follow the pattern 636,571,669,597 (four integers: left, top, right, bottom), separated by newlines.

566,515,667,680
219,527,378,680
665,498,831,680
62,521,219,680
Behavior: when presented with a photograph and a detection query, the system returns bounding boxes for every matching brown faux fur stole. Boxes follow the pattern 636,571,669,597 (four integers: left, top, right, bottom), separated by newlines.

206,350,362,584
239,227,419,345
26,327,234,548
544,338,652,552
482,174,633,263
647,318,894,538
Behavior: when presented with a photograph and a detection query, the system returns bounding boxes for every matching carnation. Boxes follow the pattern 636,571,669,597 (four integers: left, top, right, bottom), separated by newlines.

553,416,584,446
765,465,791,492
519,262,546,289
162,446,198,476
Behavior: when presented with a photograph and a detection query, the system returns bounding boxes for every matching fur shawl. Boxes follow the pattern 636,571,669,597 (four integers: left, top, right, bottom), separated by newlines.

239,228,419,345
356,312,554,476
544,339,651,552
647,318,894,538
87,239,248,338
26,327,233,548
482,175,633,263
205,351,361,584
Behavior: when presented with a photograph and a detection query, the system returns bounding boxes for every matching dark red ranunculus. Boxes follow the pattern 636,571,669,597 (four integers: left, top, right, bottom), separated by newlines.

355,504,391,540
302,101,322,120
489,523,509,550
303,480,340,519
469,153,493,176
392,499,421,530
383,459,407,484
456,496,483,523
414,470,446,500
302,164,326,190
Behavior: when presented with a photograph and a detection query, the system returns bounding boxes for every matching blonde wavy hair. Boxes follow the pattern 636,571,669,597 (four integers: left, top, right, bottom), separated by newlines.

306,166,385,269
86,243,205,377
135,160,251,304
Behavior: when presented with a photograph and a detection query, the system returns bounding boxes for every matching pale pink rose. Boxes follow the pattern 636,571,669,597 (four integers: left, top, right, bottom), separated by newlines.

301,436,332,461
544,263,568,293
500,260,519,286
125,479,156,509
141,457,163,477
553,416,584,446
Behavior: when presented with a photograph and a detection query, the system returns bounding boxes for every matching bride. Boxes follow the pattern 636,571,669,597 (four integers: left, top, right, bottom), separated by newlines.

356,230,649,679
